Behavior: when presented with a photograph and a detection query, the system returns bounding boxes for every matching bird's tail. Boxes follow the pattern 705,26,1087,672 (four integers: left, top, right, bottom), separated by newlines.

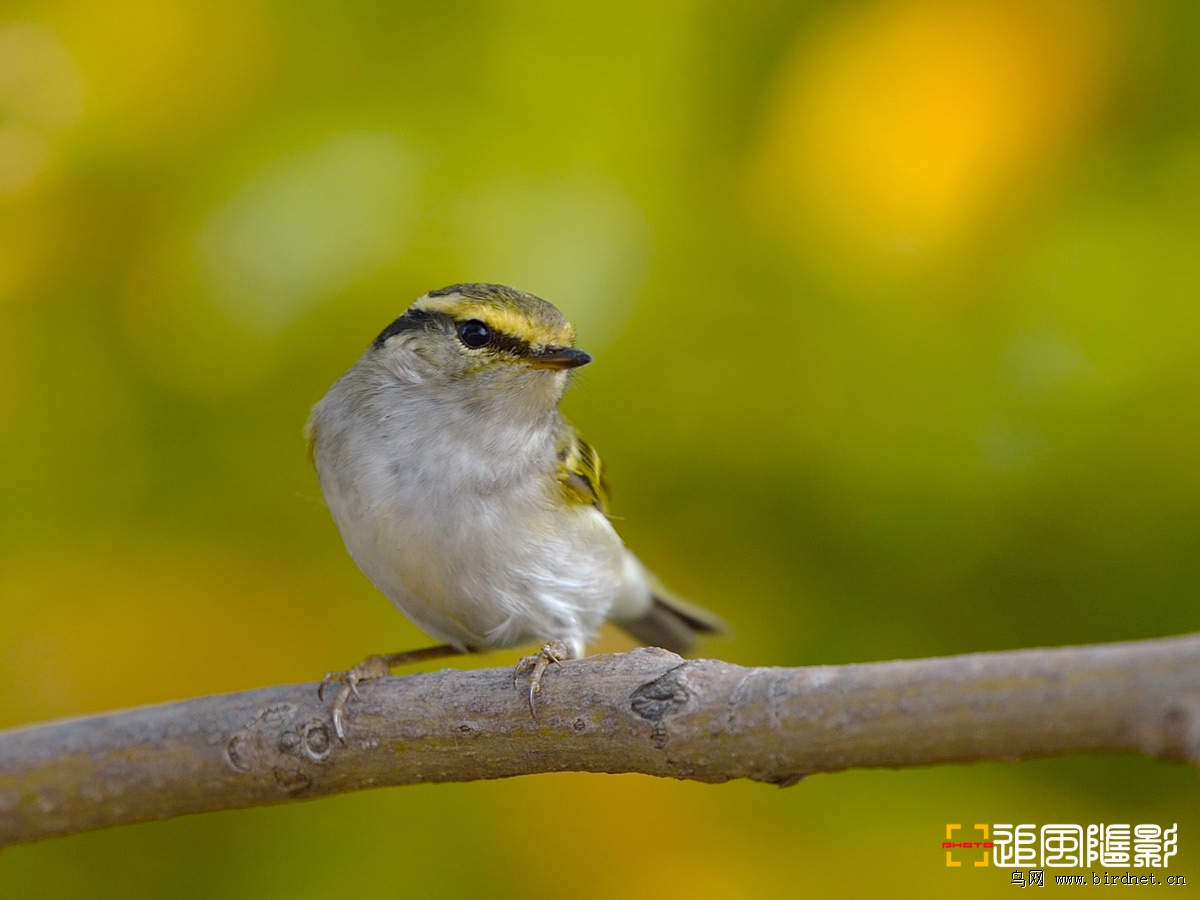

613,566,726,655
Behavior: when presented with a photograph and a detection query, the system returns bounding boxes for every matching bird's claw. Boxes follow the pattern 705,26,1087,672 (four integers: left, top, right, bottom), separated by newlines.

317,655,394,741
513,640,570,719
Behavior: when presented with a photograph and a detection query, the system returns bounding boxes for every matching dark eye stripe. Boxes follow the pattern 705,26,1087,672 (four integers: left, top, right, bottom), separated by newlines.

487,330,532,357
373,306,535,358
373,307,438,346
457,319,531,357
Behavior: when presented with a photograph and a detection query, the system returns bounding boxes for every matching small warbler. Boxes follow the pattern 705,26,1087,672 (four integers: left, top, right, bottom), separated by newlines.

308,283,723,737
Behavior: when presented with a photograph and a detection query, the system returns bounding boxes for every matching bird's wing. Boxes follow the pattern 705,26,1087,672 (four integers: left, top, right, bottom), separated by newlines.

556,424,610,514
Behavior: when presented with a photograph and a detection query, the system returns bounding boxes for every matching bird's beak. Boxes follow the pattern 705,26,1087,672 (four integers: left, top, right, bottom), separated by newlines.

524,346,592,370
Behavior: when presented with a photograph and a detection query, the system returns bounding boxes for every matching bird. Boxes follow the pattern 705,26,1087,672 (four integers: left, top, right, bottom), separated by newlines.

307,283,724,737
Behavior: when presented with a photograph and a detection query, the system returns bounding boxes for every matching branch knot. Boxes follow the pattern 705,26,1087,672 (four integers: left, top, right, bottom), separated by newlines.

630,663,691,749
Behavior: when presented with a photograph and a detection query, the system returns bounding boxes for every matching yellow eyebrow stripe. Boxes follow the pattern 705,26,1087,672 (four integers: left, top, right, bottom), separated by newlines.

417,295,576,348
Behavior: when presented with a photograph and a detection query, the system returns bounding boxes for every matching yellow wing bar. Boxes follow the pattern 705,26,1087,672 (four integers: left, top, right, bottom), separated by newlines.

556,426,609,513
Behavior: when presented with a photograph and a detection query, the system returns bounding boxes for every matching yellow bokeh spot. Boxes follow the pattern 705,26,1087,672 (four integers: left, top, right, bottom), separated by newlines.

46,0,271,135
0,22,81,299
751,0,1120,282
0,191,70,303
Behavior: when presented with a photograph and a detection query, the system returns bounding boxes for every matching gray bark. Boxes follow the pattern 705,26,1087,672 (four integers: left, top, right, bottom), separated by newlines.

2,635,1199,847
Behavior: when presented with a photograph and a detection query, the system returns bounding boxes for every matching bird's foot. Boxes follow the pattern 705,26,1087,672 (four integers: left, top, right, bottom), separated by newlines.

318,644,464,741
319,654,395,742
513,639,572,719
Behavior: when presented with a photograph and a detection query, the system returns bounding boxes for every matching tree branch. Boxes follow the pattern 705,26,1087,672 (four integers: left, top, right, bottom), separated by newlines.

2,634,1199,847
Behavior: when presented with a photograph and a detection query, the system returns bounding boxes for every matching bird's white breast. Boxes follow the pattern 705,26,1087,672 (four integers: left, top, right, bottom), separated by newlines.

310,366,631,657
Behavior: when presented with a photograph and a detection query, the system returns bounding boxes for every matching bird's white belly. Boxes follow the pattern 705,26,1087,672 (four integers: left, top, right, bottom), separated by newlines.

333,483,625,657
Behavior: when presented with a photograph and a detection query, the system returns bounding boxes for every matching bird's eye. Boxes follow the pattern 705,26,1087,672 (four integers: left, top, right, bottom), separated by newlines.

457,320,491,349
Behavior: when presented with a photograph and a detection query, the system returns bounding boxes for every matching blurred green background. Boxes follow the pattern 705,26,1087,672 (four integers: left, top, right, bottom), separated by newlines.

2,0,1198,895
